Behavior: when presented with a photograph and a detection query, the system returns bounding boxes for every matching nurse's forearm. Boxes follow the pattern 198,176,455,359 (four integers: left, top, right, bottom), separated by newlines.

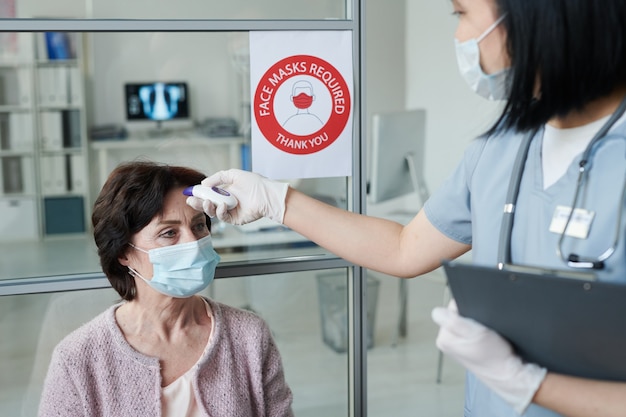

533,373,626,417
282,188,468,277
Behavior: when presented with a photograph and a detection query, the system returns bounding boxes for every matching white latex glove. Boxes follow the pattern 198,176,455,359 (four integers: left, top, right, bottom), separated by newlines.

186,169,289,225
432,300,547,415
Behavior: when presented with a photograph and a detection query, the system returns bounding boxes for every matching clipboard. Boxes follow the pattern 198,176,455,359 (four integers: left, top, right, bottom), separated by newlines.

442,259,626,381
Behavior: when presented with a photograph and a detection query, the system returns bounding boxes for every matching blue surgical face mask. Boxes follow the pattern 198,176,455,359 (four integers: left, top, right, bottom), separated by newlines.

128,235,220,298
455,14,510,101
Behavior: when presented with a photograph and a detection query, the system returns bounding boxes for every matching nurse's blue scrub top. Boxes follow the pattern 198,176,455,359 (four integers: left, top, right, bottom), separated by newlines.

424,120,626,417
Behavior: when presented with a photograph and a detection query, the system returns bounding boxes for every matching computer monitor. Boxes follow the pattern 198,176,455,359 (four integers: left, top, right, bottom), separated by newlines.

368,109,429,205
125,82,190,133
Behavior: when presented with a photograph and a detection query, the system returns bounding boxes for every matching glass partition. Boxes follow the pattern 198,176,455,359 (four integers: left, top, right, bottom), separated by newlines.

214,270,352,416
0,5,366,416
0,30,351,280
1,289,119,417
13,0,348,20
1,269,352,416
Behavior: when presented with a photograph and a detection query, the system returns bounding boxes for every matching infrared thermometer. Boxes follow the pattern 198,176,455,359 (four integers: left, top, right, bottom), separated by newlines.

183,185,238,210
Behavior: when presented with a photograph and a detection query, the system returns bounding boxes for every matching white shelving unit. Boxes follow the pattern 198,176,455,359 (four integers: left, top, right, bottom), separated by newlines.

0,35,38,241
0,32,90,241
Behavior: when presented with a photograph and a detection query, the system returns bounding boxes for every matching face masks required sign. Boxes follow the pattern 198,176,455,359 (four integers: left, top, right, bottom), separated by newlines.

249,31,353,179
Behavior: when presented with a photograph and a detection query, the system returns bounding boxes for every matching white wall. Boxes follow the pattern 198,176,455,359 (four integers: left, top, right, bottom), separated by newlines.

89,32,238,129
18,0,344,20
86,0,339,129
365,0,406,122
18,0,87,18
364,0,406,181
405,1,503,191
92,0,344,20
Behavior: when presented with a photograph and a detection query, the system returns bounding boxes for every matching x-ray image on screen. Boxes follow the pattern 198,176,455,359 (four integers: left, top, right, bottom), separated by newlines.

125,82,189,122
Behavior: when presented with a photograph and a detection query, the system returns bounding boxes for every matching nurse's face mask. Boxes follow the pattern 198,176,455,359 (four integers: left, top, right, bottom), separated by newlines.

128,235,220,298
455,14,509,101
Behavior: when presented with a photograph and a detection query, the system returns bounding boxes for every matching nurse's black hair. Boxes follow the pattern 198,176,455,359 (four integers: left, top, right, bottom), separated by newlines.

487,0,626,135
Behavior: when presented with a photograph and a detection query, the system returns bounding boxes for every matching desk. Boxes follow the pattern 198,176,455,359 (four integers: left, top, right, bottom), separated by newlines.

214,222,315,255
91,131,245,188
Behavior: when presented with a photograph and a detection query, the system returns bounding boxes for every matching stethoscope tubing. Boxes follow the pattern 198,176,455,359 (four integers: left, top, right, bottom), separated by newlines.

497,95,626,270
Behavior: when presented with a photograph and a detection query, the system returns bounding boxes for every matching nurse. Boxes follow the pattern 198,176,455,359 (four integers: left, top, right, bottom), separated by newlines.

188,0,626,415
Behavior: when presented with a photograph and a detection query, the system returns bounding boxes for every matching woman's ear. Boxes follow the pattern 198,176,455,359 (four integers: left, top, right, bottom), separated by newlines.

118,248,131,267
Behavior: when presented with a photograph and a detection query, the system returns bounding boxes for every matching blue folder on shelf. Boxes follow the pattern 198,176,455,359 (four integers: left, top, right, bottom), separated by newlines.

442,260,626,381
45,32,73,60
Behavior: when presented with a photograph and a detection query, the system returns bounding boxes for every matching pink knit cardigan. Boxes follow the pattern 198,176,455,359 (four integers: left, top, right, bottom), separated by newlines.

38,298,294,417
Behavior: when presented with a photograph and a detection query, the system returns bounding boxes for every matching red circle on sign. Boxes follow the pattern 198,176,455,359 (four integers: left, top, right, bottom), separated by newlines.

253,55,351,155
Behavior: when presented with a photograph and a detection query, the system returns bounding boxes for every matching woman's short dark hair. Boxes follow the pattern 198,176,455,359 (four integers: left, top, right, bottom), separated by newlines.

489,0,626,134
92,161,210,301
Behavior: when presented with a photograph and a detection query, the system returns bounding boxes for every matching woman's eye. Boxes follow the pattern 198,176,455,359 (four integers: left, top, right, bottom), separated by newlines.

160,229,177,238
194,223,210,234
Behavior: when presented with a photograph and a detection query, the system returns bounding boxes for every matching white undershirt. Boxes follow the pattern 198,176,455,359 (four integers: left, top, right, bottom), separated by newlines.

161,299,214,417
542,113,626,189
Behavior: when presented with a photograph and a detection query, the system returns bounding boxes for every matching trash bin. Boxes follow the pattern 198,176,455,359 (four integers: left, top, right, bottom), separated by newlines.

316,272,380,353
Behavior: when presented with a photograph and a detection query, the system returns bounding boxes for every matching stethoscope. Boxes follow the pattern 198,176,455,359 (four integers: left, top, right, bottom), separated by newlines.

497,96,626,271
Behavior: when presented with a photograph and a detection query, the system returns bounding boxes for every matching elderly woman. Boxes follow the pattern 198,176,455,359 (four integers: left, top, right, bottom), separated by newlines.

38,161,293,417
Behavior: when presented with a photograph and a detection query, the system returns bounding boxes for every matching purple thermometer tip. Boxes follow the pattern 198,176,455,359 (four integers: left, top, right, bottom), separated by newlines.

182,186,194,196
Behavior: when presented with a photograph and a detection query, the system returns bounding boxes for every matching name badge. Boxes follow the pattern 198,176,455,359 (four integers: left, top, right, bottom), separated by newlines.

549,205,595,239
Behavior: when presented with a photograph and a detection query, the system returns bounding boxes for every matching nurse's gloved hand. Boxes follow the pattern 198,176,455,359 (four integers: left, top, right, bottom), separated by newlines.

187,169,289,225
432,300,547,415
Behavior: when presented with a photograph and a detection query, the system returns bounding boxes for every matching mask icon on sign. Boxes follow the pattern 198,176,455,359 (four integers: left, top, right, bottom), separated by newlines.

283,79,324,135
290,80,315,110
292,92,314,109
